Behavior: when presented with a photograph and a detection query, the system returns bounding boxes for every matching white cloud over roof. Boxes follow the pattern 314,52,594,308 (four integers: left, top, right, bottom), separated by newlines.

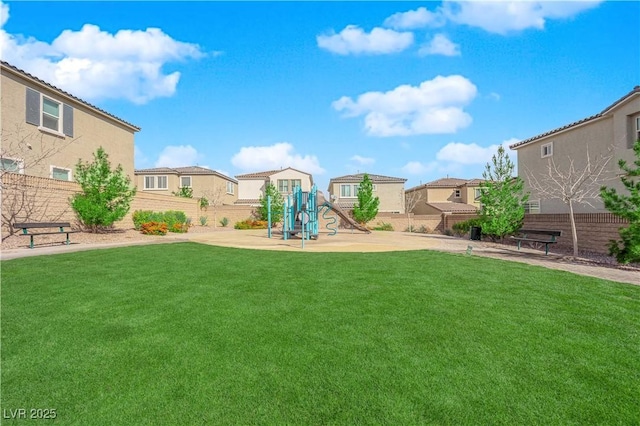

332,75,477,137
155,145,203,168
0,2,204,104
436,138,520,165
317,25,413,55
231,142,325,175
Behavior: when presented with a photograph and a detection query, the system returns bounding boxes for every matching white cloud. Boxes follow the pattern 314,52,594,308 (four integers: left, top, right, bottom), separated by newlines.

442,1,601,35
155,145,203,168
350,155,375,166
384,6,446,29
317,25,413,55
332,75,477,137
231,142,325,175
402,161,437,175
0,3,204,104
0,1,9,28
436,138,520,165
418,34,460,56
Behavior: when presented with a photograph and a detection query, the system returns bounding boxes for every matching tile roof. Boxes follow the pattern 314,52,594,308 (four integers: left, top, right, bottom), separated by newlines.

328,173,407,184
235,167,313,179
135,166,237,182
426,202,479,213
510,86,640,150
406,177,482,191
234,198,261,205
1,60,140,131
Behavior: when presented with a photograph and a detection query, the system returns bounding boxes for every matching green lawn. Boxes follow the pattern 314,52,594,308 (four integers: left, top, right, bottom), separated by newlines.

2,243,638,425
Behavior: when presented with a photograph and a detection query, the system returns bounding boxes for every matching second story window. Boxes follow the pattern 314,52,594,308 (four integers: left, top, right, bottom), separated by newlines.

277,179,289,193
180,176,192,188
144,175,168,190
541,142,553,158
340,184,352,197
454,189,461,198
474,188,482,200
26,88,74,137
226,181,234,194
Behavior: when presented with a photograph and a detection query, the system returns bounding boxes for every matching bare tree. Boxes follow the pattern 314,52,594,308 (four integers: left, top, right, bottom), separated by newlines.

404,190,422,232
1,124,78,239
526,146,614,257
201,185,226,228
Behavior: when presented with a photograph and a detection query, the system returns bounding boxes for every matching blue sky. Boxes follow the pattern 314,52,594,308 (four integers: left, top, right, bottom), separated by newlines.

1,1,638,192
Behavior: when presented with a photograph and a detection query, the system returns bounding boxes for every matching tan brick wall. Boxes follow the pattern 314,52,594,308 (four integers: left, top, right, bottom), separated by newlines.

523,213,629,254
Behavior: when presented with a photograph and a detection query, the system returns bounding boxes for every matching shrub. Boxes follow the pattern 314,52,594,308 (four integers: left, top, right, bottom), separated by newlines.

132,210,164,230
199,216,208,226
452,218,484,237
373,222,394,231
170,222,189,233
140,221,168,236
404,225,431,234
234,219,268,230
220,217,229,227
199,196,209,210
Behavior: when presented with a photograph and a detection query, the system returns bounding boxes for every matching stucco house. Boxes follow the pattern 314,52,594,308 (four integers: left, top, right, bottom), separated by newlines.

327,173,407,214
135,166,238,205
0,60,140,181
405,178,483,215
235,167,314,205
510,86,640,214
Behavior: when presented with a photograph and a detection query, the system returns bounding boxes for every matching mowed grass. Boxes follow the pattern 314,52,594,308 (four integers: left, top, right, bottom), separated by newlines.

2,243,639,425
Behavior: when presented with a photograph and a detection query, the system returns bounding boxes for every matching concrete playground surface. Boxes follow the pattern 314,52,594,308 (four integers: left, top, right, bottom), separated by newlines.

2,229,638,285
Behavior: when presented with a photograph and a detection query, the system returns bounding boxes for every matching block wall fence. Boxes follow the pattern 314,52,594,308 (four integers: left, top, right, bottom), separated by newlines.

1,173,631,255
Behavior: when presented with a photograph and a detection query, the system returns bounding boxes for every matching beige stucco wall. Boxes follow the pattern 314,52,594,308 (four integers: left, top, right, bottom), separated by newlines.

1,68,137,180
330,181,405,213
136,173,237,204
237,178,266,200
517,93,639,214
269,169,312,193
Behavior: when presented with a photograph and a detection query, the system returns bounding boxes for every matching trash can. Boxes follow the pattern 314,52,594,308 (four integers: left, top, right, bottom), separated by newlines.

470,226,482,241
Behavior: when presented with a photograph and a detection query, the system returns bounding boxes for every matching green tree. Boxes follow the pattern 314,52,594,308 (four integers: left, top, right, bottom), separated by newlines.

258,183,284,223
172,186,193,198
352,173,380,224
600,140,640,264
479,146,529,241
71,147,136,232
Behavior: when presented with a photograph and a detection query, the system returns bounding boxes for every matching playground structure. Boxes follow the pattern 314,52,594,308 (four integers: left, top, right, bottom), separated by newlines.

267,185,370,245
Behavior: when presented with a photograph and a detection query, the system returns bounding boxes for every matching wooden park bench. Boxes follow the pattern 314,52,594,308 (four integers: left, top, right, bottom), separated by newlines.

13,222,79,249
510,229,562,255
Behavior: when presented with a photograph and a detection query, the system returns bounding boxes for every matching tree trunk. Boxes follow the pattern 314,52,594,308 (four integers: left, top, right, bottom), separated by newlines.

568,199,579,258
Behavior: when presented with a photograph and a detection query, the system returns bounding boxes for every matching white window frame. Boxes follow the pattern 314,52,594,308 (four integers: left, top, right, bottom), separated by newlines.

39,95,65,136
1,157,25,174
277,179,289,193
50,165,72,181
525,199,541,214
541,142,553,158
454,189,461,198
180,176,192,188
372,184,377,191
291,179,302,190
340,184,353,198
143,175,168,190
635,116,640,142
226,181,234,195
474,188,482,200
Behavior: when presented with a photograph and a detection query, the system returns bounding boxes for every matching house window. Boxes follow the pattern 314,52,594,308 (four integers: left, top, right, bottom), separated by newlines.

291,179,302,190
277,179,289,193
372,184,377,191
1,157,24,173
26,88,74,137
541,142,553,158
51,166,71,181
226,181,234,194
353,184,360,195
636,116,640,143
454,189,461,198
144,175,168,190
42,97,61,132
474,188,482,200
180,176,192,188
524,200,541,214
340,184,352,197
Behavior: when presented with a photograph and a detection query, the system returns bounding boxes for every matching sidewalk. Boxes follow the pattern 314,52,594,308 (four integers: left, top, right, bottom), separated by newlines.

2,229,638,285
